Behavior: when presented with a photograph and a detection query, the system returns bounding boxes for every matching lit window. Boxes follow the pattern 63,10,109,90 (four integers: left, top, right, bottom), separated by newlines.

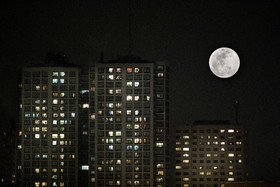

108,145,114,150
183,147,189,151
116,89,122,94
126,68,133,73
116,103,122,108
52,120,57,125
126,110,132,115
60,79,65,84
134,124,140,129
183,136,189,139
60,134,65,139
220,129,225,133
52,141,57,146
52,134,58,138
157,73,164,77
108,75,114,80
52,79,58,84
82,165,89,170
228,129,235,133
228,153,234,157
71,113,75,117
134,68,140,73
116,68,121,73
228,178,235,181
60,72,65,76
116,131,121,136
108,68,114,73
135,82,140,87
134,96,140,101
126,95,133,101
52,99,58,104
156,142,164,147
108,131,114,136
53,72,59,76
127,82,133,86
135,138,142,143
35,134,40,139
183,160,189,163
175,165,181,170
175,148,182,151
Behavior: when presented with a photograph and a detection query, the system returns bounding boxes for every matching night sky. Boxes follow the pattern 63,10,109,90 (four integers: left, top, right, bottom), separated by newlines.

1,0,280,181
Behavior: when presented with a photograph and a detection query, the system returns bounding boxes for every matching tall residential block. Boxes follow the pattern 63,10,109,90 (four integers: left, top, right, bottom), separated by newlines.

17,54,79,187
79,56,170,187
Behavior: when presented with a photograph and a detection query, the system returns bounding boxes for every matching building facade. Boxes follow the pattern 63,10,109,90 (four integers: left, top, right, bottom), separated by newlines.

174,121,248,187
79,56,170,187
17,55,170,187
17,57,79,187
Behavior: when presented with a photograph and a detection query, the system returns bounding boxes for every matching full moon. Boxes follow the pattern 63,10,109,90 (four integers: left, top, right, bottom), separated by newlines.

209,47,240,78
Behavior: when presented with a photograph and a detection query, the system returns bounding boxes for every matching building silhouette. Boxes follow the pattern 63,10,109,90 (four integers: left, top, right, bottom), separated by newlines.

0,127,16,185
174,121,248,187
17,54,170,187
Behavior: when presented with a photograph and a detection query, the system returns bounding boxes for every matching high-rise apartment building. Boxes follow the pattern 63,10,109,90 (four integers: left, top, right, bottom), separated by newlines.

174,121,247,187
79,56,170,187
17,54,79,187
17,55,170,187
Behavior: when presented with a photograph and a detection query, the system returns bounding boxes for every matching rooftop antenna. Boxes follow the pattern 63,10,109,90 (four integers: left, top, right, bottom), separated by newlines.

128,0,132,55
235,100,239,124
101,51,104,63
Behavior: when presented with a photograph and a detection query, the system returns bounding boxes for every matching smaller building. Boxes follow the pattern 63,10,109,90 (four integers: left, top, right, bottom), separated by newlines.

0,127,17,185
174,120,248,187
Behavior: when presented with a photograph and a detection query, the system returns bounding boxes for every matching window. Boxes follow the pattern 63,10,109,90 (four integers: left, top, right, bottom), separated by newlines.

126,68,133,73
126,95,133,101
52,79,58,84
116,131,121,136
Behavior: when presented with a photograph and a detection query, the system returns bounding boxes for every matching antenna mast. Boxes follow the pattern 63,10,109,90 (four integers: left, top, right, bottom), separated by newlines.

128,0,132,55
235,100,239,124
